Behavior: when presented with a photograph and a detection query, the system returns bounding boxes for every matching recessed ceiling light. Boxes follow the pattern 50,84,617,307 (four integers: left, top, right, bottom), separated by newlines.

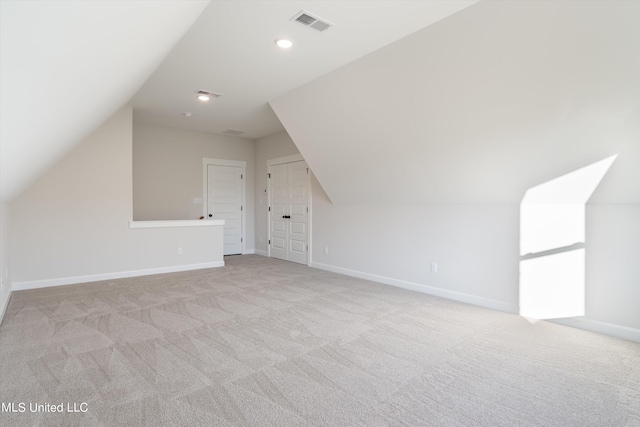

198,94,210,101
275,39,293,49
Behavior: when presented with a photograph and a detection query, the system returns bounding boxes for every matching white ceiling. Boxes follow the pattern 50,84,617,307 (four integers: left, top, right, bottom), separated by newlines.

130,0,478,140
0,0,209,202
1,0,478,203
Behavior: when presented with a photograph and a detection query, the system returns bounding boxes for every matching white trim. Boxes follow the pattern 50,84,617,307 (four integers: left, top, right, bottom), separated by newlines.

12,261,225,291
242,249,255,255
309,261,519,314
202,158,247,255
267,153,304,167
129,220,224,229
308,174,313,265
202,158,247,168
255,249,268,257
551,317,640,343
0,288,12,326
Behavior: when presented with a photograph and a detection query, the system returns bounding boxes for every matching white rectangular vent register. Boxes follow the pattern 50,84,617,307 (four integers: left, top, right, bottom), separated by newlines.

291,10,334,32
196,90,223,98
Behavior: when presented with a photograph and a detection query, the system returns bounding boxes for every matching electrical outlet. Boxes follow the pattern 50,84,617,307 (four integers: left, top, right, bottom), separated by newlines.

324,247,329,254
193,198,203,205
178,247,183,255
430,262,438,273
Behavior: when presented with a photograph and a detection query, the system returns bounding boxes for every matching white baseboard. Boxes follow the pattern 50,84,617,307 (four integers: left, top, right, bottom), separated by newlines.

309,261,640,344
309,261,518,314
551,318,640,343
254,249,268,257
0,286,12,326
12,261,225,292
242,249,255,255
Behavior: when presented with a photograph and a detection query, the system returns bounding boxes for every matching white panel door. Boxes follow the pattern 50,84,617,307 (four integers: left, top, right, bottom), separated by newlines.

269,163,288,261
269,161,309,264
287,161,309,264
208,165,242,255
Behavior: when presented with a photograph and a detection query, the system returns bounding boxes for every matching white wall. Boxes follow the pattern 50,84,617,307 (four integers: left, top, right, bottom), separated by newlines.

582,204,640,329
133,122,255,250
10,108,223,287
310,182,521,313
310,184,640,336
254,131,301,254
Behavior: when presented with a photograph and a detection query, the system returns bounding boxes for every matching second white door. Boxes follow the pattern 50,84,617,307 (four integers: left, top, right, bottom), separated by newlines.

208,164,243,255
269,161,309,264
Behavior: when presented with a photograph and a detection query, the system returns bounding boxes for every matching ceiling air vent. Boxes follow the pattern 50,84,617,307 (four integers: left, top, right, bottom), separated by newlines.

223,129,245,136
196,90,223,98
291,10,334,32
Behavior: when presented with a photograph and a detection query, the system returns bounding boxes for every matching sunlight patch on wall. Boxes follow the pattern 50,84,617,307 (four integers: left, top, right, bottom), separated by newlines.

520,249,585,319
519,155,616,320
520,204,584,255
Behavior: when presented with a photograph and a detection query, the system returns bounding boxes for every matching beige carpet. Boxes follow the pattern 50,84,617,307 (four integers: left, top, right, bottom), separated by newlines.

0,255,638,426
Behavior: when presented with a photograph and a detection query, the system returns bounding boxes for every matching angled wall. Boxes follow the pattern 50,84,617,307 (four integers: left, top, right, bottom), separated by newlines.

1,1,209,202
271,0,639,206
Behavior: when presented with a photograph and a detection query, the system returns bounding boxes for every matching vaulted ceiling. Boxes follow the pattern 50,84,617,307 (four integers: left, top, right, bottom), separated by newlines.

1,0,477,202
131,1,477,140
2,1,637,206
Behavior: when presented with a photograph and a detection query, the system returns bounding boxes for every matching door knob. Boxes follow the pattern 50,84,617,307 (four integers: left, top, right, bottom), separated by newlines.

209,214,212,217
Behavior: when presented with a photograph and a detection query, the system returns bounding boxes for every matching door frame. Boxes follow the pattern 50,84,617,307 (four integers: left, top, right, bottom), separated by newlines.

203,158,247,255
267,154,312,265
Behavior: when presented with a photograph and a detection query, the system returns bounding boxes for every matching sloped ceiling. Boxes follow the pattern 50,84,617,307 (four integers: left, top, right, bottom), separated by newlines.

271,1,640,205
130,1,477,139
0,0,209,202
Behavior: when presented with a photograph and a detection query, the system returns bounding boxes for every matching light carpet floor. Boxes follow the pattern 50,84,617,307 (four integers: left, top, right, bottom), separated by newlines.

0,255,639,426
